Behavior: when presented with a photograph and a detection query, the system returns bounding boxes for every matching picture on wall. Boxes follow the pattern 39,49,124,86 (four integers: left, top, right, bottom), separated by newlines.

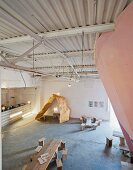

88,101,104,108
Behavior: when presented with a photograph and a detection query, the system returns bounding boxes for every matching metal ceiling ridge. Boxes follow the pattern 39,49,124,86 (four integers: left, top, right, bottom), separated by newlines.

0,23,115,44
28,49,94,56
32,64,96,70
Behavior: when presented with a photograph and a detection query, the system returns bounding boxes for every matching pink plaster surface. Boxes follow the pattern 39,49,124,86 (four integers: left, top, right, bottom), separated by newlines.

95,2,133,148
120,123,133,152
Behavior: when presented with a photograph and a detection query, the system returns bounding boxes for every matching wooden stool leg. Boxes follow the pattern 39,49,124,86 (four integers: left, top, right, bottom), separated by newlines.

81,124,85,131
61,149,68,162
56,159,62,170
38,137,45,146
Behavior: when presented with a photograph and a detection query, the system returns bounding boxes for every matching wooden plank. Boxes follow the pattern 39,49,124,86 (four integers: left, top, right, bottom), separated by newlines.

26,141,52,169
119,145,130,152
26,139,62,170
113,131,124,138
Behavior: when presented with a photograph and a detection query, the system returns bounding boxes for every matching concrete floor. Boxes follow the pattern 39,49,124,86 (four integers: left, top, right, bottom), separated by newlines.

2,117,131,170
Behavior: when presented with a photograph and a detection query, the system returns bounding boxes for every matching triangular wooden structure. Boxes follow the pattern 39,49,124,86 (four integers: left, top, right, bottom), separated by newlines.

35,94,70,123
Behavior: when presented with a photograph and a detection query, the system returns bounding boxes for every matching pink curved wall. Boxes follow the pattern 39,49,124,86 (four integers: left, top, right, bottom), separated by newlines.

95,2,133,151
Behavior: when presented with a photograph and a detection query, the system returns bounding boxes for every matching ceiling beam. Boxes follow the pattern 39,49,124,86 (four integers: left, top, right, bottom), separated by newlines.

29,49,94,57
34,64,96,70
7,50,94,63
0,62,45,75
0,8,79,78
42,40,80,78
12,41,42,63
0,52,11,66
78,71,98,74
45,71,98,75
0,23,115,45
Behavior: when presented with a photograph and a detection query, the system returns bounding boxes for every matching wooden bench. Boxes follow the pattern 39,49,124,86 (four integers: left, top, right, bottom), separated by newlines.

119,145,130,155
26,139,64,170
81,118,99,131
113,131,125,146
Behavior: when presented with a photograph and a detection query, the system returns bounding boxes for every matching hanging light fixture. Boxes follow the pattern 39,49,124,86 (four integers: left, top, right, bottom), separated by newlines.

81,31,85,72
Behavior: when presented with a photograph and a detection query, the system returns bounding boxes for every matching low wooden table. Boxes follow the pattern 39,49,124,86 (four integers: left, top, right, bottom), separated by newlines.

26,139,63,170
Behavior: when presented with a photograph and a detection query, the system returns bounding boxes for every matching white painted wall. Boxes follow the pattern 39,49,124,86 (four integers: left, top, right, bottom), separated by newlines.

40,77,109,120
0,68,41,170
1,68,36,88
15,87,40,114
1,68,41,114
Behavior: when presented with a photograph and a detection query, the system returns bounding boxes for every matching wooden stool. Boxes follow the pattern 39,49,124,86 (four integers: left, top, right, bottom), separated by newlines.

81,123,85,131
56,159,62,170
38,137,45,146
61,149,67,162
106,137,113,147
61,141,65,150
119,137,125,146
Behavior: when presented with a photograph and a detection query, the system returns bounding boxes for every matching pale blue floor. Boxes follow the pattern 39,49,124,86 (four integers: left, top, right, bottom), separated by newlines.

2,118,130,170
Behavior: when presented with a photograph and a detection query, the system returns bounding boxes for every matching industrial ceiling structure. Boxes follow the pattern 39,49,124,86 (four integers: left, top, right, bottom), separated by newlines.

0,0,132,80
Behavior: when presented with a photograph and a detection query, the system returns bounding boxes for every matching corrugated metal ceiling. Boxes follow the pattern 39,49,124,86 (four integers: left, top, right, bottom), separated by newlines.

0,0,132,78
0,0,130,39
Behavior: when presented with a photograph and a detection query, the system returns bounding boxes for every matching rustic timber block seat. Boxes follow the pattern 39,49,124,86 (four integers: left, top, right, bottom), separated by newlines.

38,137,45,146
106,136,113,147
81,117,99,130
113,131,126,146
119,145,130,154
58,141,66,151
61,149,68,162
